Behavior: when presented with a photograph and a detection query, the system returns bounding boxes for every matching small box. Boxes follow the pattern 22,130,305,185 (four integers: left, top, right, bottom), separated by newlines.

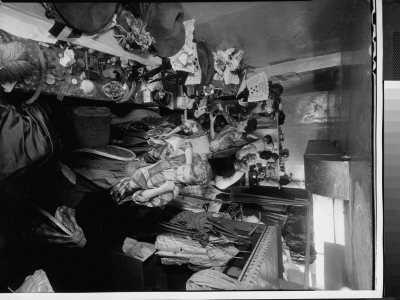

111,246,168,291
142,89,152,103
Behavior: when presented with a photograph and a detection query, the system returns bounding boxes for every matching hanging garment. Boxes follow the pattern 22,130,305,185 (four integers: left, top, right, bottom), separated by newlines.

0,102,54,182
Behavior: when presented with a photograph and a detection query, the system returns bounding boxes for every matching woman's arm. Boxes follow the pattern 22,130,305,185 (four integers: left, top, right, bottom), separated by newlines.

132,181,178,207
137,186,167,200
160,125,183,139
214,171,245,190
184,144,193,165
209,114,217,140
178,141,193,165
247,133,261,140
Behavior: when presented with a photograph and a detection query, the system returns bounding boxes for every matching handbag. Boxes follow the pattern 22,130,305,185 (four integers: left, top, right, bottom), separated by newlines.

0,101,54,182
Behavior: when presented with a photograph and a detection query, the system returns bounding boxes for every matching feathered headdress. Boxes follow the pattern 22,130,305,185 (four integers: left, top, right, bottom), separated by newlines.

0,41,35,84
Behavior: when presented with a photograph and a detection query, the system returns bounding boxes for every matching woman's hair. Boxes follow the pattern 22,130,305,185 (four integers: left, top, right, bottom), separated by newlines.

259,150,279,161
264,134,273,144
244,117,257,133
187,161,213,185
208,155,236,178
269,82,283,99
0,41,35,84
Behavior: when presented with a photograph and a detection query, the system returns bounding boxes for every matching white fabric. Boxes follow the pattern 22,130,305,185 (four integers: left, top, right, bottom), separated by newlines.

237,71,269,102
185,43,202,85
0,4,58,44
169,19,196,72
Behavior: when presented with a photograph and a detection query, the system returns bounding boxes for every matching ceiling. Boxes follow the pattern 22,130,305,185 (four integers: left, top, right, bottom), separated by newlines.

183,0,358,69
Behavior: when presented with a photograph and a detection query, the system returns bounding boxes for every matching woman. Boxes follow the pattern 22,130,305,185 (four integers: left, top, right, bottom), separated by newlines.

64,142,213,207
142,139,256,190
111,157,212,207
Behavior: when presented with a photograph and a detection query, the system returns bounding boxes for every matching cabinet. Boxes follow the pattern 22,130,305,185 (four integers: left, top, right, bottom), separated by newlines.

304,140,350,200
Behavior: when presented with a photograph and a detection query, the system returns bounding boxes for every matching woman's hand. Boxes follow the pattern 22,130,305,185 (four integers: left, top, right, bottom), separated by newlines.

159,180,175,193
209,113,217,122
110,177,134,204
245,153,257,166
159,133,170,140
236,153,257,172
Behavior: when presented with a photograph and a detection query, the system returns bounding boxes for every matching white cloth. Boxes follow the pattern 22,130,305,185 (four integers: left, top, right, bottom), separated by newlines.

237,72,269,102
169,19,196,72
185,43,202,85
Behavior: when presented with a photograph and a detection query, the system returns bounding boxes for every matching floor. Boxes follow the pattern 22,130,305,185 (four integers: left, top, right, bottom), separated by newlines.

327,0,374,290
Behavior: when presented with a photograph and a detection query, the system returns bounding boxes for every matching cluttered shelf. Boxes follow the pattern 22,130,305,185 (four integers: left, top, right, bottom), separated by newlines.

4,30,148,103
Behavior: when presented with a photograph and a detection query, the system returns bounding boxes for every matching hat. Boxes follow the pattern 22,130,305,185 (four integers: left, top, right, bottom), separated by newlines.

54,3,120,35
145,3,186,57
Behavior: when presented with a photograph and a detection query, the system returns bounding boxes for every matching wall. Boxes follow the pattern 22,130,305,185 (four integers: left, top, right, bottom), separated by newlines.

281,92,328,181
182,1,356,68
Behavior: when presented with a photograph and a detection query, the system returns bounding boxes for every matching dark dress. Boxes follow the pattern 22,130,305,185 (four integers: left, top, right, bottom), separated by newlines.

208,154,237,179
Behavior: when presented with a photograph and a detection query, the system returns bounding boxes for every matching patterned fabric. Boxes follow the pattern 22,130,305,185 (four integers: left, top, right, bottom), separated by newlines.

210,125,246,153
143,139,192,162
214,125,243,141
169,19,196,72
167,152,205,168
145,138,175,162
178,141,193,151
209,135,235,153
180,184,213,197
120,153,209,207
128,160,180,207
